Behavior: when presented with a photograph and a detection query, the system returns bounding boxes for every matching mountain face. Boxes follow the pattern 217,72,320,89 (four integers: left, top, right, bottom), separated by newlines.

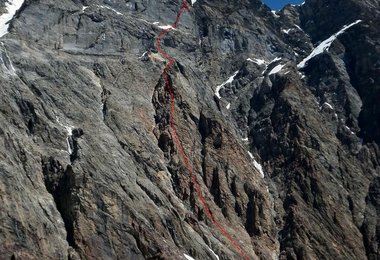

0,0,379,259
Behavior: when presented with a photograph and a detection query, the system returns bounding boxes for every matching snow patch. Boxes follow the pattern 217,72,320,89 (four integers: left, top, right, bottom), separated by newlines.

65,125,74,154
184,254,195,260
270,57,282,64
253,161,265,178
345,126,355,135
56,116,75,155
291,1,305,7
260,57,282,76
158,25,174,30
226,103,231,110
271,10,279,18
321,102,333,110
298,20,362,68
269,64,285,75
248,152,265,178
66,137,72,154
191,0,197,6
81,6,88,12
97,5,123,15
0,42,16,74
207,246,220,260
282,28,292,34
138,51,148,59
298,72,305,79
215,70,239,99
247,58,266,65
0,0,25,37
294,24,303,31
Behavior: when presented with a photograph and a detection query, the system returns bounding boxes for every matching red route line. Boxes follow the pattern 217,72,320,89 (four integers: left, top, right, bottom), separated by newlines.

156,1,250,259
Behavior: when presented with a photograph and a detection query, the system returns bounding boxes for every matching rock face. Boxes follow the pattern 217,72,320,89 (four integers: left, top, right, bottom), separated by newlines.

0,0,379,259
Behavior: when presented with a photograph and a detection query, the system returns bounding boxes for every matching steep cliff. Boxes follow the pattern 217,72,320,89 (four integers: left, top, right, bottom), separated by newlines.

0,0,379,259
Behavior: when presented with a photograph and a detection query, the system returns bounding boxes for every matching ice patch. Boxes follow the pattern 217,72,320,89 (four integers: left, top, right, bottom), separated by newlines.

0,0,25,37
298,20,362,68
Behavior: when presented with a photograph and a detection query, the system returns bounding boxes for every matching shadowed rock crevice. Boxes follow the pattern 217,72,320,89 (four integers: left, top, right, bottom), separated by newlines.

100,88,111,120
361,177,380,259
69,128,83,163
41,157,79,252
16,99,39,135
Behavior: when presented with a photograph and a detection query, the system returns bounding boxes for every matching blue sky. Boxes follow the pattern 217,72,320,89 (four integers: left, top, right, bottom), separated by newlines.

262,0,304,10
